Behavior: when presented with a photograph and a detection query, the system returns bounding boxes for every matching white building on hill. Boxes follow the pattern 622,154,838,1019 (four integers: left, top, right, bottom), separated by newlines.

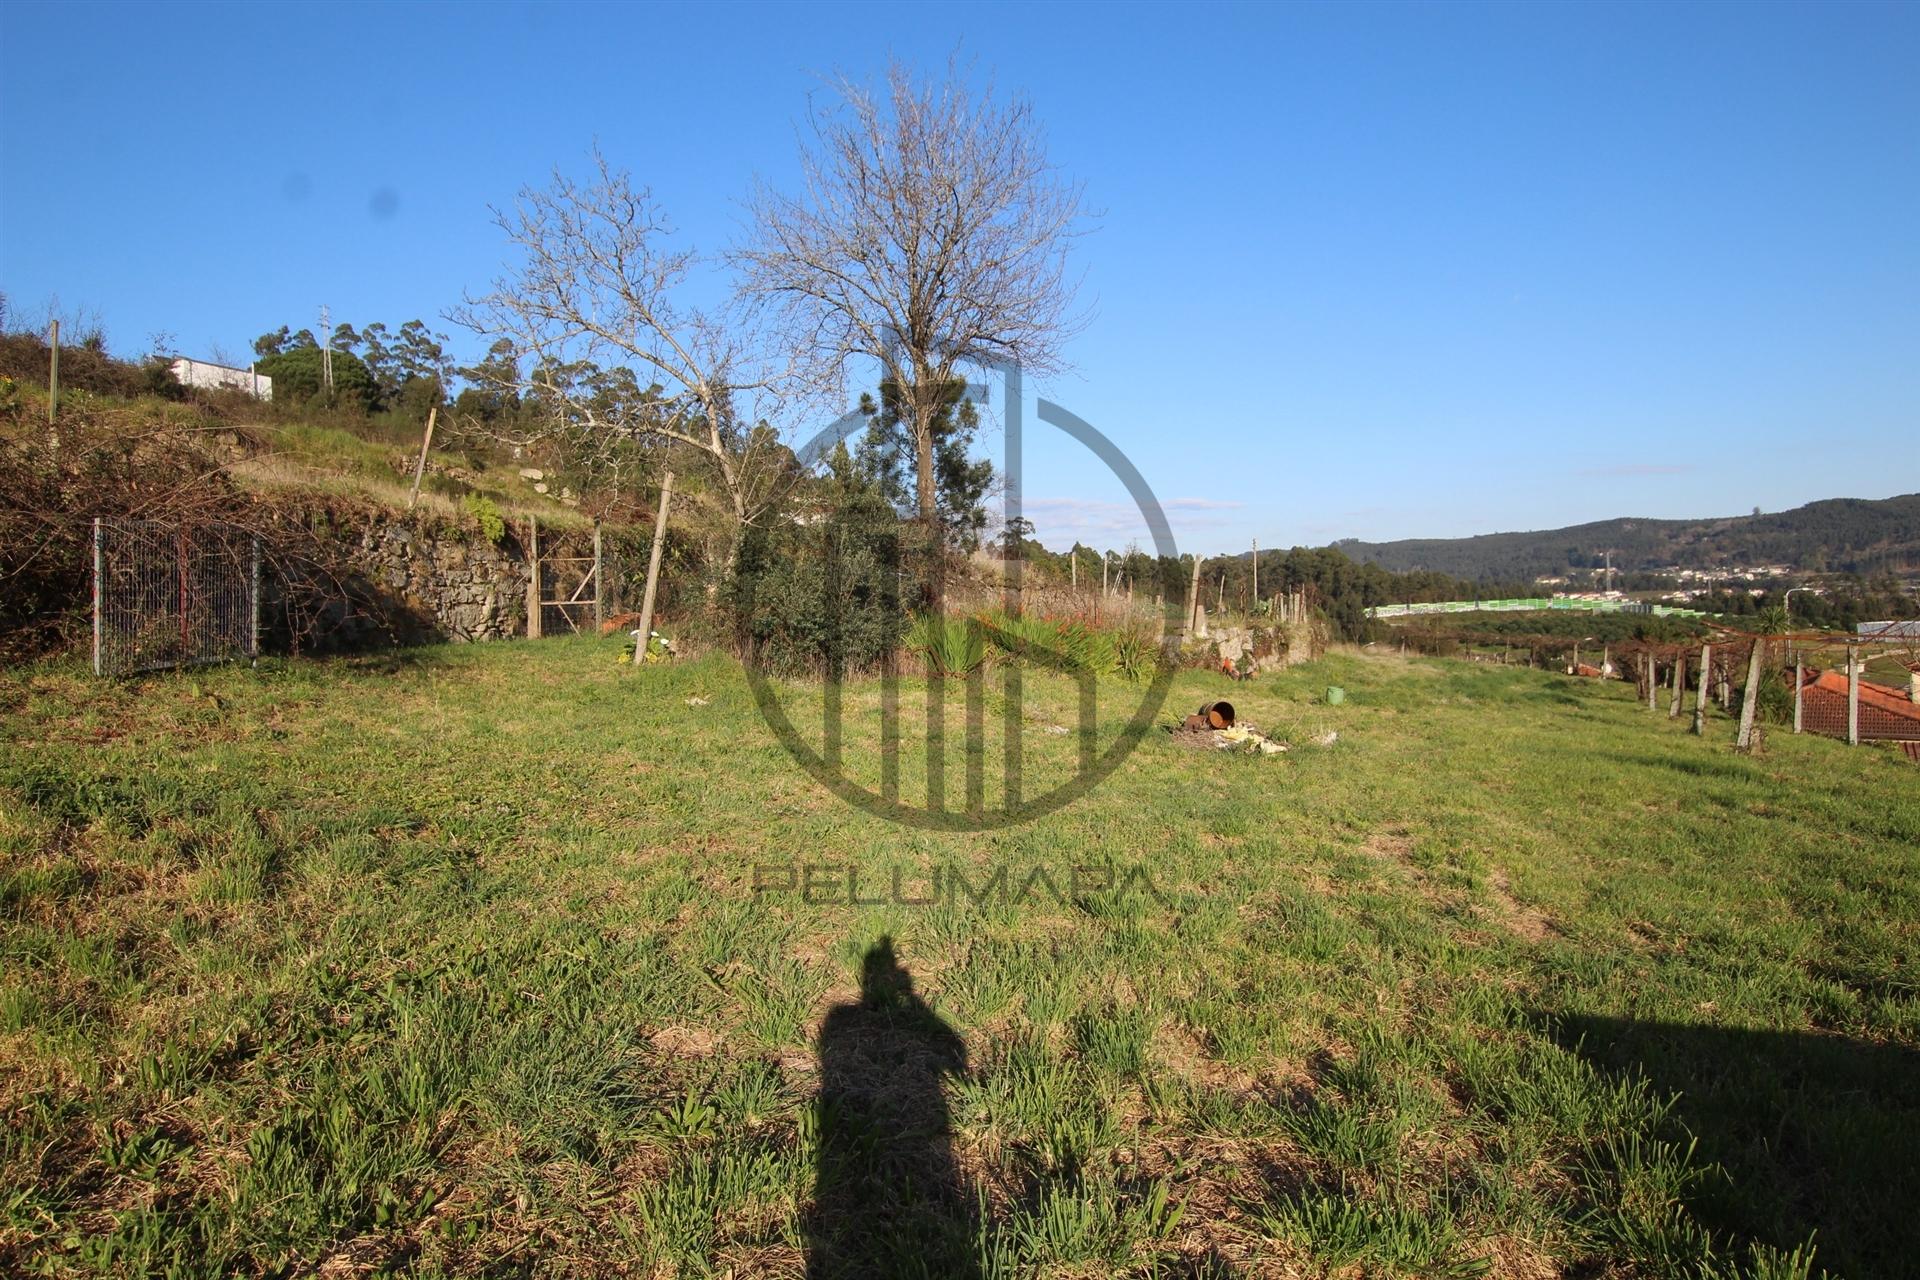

169,357,272,401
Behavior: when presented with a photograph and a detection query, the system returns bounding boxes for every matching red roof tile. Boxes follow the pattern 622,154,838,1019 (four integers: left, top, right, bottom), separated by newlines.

1798,669,1920,740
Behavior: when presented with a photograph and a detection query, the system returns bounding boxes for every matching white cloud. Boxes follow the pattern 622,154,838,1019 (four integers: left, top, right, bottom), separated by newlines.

1576,464,1695,478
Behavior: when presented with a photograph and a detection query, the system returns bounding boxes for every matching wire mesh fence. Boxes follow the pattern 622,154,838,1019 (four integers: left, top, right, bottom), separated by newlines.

522,519,609,638
93,517,259,677
538,553,602,636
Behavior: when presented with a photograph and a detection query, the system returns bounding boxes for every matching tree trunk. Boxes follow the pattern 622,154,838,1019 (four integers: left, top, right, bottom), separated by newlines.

1735,638,1765,752
910,389,942,607
912,393,939,526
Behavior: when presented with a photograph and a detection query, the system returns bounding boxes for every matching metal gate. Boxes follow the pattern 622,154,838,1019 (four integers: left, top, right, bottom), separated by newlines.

92,517,260,676
525,519,605,637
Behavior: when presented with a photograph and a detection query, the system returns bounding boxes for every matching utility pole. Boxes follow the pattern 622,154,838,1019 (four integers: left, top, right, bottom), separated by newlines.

318,304,334,396
1252,538,1259,609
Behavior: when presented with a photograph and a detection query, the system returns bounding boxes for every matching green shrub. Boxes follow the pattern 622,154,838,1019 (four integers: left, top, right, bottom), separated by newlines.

1110,626,1160,683
140,359,184,400
0,331,147,397
907,614,987,677
1759,671,1797,725
975,609,1155,684
729,490,906,677
254,347,377,412
462,495,506,546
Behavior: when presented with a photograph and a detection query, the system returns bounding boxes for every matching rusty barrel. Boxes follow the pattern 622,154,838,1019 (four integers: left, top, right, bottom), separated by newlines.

1196,700,1235,730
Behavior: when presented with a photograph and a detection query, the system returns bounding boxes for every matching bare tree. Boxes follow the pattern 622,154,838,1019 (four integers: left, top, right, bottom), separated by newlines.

455,153,792,552
739,59,1090,550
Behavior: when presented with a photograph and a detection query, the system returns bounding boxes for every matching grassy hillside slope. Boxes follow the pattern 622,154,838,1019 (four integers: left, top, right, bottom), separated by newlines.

2,644,1915,1277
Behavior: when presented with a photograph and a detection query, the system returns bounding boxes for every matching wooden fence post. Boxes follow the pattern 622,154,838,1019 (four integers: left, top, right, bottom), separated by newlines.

249,535,262,663
406,406,438,510
1692,642,1711,735
1186,555,1203,638
593,523,605,630
525,516,542,639
1736,639,1765,752
48,319,60,429
632,471,674,668
1669,651,1684,718
91,517,102,676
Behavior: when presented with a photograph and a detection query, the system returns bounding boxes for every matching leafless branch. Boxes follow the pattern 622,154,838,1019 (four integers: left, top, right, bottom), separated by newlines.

453,151,796,543
737,56,1093,530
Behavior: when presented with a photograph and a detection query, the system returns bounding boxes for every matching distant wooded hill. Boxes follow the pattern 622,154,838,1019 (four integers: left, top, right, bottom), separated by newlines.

1333,494,1920,580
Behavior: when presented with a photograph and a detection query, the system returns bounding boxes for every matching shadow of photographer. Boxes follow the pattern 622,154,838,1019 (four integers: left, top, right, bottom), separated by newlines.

805,937,979,1279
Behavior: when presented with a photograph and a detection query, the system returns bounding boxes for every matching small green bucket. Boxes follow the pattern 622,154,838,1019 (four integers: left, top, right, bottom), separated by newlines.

1325,686,1346,705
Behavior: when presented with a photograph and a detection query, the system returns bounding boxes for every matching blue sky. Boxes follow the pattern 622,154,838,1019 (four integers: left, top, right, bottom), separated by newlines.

3,0,1915,556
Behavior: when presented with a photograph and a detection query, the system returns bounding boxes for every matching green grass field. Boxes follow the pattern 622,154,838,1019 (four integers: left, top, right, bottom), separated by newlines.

3,640,1916,1278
